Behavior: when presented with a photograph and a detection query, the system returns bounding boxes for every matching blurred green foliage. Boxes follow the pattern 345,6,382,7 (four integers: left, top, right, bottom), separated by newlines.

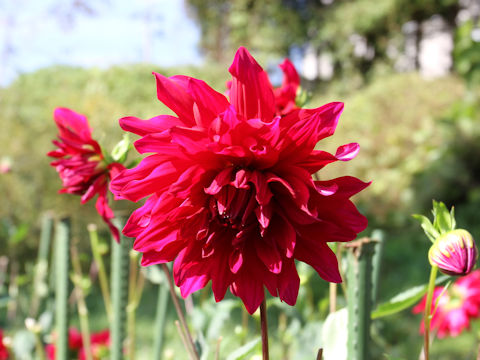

186,0,459,82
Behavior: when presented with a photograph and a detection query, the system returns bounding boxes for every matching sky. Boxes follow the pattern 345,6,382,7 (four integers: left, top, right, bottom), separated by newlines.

0,0,202,85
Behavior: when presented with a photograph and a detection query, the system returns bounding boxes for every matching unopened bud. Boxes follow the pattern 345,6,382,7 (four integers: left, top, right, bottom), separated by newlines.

429,229,478,276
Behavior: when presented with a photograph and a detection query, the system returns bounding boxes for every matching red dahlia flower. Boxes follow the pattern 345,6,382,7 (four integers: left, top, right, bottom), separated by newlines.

111,47,369,314
48,108,125,241
413,270,480,338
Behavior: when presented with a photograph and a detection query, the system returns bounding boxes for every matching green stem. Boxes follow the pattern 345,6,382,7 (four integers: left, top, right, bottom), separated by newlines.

34,331,46,360
55,218,71,360
110,218,130,360
88,224,112,322
30,212,54,318
161,264,199,360
152,278,169,360
71,241,93,360
127,251,145,360
260,297,269,360
424,265,438,360
346,238,376,360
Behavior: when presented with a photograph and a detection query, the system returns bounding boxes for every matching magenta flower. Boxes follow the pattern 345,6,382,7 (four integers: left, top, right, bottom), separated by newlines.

429,229,477,276
413,270,480,338
111,47,369,314
48,108,125,241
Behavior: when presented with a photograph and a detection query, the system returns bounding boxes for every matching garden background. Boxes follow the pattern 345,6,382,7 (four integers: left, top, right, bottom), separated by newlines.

1,0,480,359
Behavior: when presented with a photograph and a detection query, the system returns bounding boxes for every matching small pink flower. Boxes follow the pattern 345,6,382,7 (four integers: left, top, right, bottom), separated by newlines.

111,47,369,314
413,270,480,337
429,229,477,276
48,108,125,241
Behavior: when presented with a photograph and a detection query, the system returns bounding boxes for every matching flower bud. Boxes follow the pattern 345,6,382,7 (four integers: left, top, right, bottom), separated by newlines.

429,229,478,276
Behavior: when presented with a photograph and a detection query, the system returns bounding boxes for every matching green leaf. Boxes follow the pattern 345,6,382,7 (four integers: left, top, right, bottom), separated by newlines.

450,206,456,231
321,308,348,360
10,223,29,244
110,134,131,163
371,276,449,319
12,330,35,359
226,337,261,360
412,214,438,243
432,200,454,234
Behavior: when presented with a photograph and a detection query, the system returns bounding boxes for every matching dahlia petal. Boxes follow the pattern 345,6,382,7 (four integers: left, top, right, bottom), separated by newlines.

170,126,210,154
205,167,234,195
315,199,369,234
133,227,179,253
177,75,230,127
250,171,273,205
228,47,275,122
230,276,264,315
169,164,206,197
140,242,183,265
81,175,106,204
315,176,371,198
279,102,344,157
113,159,182,202
95,188,120,242
154,73,196,126
54,107,92,143
295,241,342,283
296,150,338,173
279,59,300,89
255,205,272,230
229,249,244,273
254,237,282,274
123,195,159,237
211,246,235,301
179,274,210,298
278,259,300,306
133,134,180,155
335,142,360,161
119,115,183,136
267,216,296,258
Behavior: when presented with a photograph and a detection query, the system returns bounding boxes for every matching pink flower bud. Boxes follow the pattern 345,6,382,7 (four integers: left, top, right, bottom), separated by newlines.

429,229,478,276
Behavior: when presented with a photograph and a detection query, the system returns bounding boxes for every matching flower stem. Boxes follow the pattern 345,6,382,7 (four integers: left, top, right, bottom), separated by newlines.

70,241,93,360
55,218,70,360
88,224,112,322
260,297,269,360
152,281,169,360
424,265,438,360
161,264,199,360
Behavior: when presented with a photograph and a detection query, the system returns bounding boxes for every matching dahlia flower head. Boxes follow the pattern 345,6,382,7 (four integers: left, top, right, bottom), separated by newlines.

111,47,369,314
48,108,125,241
413,270,480,338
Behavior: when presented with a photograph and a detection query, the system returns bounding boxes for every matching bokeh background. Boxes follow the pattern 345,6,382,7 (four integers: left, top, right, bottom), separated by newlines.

1,0,480,359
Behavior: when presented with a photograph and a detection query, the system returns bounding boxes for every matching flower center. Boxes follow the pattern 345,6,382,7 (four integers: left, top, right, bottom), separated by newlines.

210,185,256,230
